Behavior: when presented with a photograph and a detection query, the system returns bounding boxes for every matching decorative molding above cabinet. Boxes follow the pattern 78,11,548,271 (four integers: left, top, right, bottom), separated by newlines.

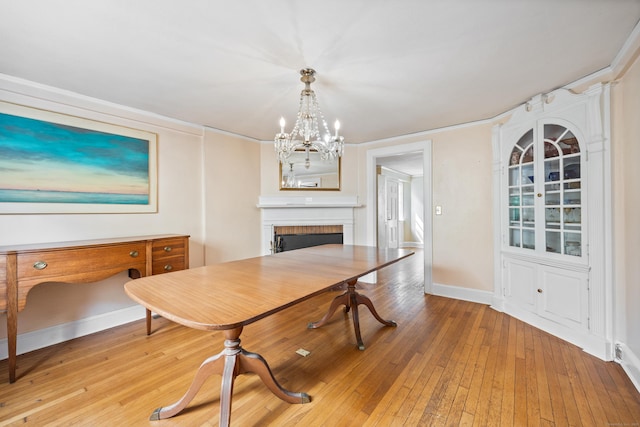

491,85,613,360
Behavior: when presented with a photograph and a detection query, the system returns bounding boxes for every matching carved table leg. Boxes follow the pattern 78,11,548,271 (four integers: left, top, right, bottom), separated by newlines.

150,326,309,426
309,278,397,350
307,291,350,329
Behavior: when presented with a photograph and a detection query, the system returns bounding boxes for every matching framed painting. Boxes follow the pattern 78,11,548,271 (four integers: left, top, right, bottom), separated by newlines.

0,101,158,214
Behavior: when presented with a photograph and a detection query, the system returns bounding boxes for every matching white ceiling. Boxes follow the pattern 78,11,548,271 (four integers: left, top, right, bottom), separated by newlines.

1,0,639,146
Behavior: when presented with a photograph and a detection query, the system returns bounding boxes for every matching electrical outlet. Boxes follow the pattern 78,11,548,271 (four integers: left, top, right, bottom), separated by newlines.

435,205,442,215
615,343,623,360
296,348,311,357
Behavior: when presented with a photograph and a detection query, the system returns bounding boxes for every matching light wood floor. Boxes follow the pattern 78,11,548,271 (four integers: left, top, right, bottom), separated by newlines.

1,250,639,426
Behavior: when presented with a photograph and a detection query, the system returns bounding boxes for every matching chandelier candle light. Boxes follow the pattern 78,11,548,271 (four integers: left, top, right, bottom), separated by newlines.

275,68,345,168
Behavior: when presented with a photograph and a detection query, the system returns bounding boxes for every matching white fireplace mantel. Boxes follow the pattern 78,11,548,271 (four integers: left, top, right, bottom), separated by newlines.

257,196,361,255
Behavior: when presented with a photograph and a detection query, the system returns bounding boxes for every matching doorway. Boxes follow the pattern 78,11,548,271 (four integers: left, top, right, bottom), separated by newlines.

366,141,433,294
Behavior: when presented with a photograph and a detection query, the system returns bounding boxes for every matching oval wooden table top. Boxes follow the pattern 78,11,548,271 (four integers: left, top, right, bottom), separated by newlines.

124,244,414,331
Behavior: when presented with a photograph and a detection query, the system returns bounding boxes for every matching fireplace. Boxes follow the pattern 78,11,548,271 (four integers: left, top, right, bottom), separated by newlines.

273,225,343,253
257,196,359,255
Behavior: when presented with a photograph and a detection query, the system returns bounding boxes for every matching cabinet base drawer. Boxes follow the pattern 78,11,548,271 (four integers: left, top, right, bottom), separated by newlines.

152,257,186,275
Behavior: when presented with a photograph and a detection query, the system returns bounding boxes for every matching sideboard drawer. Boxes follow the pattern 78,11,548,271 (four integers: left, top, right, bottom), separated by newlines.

152,238,187,260
152,257,186,275
17,242,147,282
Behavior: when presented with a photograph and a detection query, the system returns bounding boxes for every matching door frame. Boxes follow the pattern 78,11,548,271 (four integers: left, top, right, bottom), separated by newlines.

366,140,433,294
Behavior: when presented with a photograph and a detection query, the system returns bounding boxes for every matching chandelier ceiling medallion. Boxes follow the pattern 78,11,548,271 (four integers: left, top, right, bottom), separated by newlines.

274,68,344,168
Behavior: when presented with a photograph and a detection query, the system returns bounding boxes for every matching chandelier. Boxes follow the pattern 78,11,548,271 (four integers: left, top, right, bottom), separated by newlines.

274,68,344,166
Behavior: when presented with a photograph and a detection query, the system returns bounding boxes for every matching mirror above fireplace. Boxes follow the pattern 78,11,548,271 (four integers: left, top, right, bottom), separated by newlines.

279,149,341,191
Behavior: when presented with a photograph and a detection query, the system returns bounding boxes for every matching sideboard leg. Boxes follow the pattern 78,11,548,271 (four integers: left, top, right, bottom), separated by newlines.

7,253,17,383
146,309,152,335
7,311,17,384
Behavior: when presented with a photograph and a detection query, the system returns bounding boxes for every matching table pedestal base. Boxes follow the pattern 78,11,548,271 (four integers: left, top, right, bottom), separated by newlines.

308,278,397,350
150,327,310,426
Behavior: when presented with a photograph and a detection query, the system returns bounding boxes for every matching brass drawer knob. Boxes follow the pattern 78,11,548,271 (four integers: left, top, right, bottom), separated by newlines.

537,288,543,293
129,250,139,258
33,261,48,270
163,246,172,252
164,264,173,271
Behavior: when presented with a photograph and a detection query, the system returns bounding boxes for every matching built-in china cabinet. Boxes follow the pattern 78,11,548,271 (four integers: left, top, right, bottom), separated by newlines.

492,84,613,360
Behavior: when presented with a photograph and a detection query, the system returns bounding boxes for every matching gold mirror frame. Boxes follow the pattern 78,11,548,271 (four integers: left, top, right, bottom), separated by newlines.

279,150,341,191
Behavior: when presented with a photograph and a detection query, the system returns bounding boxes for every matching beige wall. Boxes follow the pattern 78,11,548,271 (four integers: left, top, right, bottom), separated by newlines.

351,124,494,292
0,80,205,339
203,130,262,263
613,53,640,358
431,124,494,290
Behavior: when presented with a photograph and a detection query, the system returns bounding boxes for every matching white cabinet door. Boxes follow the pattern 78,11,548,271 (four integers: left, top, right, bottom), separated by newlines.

538,265,588,329
505,258,537,311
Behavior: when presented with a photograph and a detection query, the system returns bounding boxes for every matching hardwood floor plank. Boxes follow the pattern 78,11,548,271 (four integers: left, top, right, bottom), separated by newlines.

514,356,529,427
540,335,569,427
532,328,554,422
604,361,640,422
500,316,517,426
560,339,597,427
572,347,612,425
407,365,445,425
444,385,469,426
588,355,638,425
525,323,542,425
462,332,490,417
486,315,510,426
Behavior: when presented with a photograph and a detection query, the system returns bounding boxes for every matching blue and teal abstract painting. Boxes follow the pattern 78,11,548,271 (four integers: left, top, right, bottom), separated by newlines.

0,112,150,205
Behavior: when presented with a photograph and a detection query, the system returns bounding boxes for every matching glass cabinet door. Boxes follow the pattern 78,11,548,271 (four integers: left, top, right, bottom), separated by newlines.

508,129,535,250
543,124,581,256
507,124,582,257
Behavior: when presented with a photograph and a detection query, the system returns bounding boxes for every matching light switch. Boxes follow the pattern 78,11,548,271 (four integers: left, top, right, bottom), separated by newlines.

435,205,442,215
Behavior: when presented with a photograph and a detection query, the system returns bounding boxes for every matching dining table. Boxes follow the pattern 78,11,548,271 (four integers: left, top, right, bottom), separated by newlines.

124,244,414,426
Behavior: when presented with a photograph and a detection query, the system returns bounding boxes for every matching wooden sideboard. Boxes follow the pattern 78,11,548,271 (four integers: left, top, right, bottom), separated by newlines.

0,234,190,383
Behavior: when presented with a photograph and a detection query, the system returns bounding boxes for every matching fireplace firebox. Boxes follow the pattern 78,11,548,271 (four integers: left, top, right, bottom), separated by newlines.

273,225,343,253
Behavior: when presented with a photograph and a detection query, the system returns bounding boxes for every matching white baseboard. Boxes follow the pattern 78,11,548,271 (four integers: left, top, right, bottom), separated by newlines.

0,305,146,360
617,342,640,393
430,282,494,305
